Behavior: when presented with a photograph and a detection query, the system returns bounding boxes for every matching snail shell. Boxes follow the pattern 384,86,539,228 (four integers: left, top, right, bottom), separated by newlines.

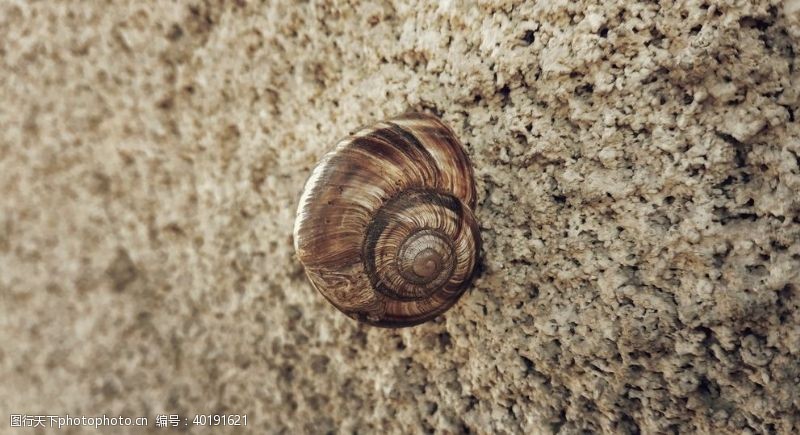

293,113,481,327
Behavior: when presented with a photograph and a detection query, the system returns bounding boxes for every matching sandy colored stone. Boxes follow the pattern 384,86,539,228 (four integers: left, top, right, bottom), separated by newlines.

1,0,799,434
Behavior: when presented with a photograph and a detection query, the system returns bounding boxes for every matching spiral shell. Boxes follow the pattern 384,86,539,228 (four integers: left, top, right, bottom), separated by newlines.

293,113,481,327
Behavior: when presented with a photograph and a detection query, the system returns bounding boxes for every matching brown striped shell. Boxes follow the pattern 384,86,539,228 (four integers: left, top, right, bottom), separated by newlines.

293,113,481,327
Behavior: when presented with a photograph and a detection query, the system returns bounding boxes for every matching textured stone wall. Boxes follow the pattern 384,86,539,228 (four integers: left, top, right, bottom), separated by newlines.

2,1,799,433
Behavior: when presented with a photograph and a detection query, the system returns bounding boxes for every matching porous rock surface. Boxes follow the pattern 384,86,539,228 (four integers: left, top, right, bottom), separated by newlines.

1,1,799,433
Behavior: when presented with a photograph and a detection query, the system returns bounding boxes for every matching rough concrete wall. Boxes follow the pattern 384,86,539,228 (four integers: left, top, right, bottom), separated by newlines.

1,0,799,433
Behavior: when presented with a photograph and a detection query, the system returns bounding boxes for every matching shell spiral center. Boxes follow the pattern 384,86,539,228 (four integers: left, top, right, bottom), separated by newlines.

396,229,455,289
363,190,469,302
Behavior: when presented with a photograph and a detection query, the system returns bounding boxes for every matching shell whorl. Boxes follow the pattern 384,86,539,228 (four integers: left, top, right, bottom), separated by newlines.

293,113,481,327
